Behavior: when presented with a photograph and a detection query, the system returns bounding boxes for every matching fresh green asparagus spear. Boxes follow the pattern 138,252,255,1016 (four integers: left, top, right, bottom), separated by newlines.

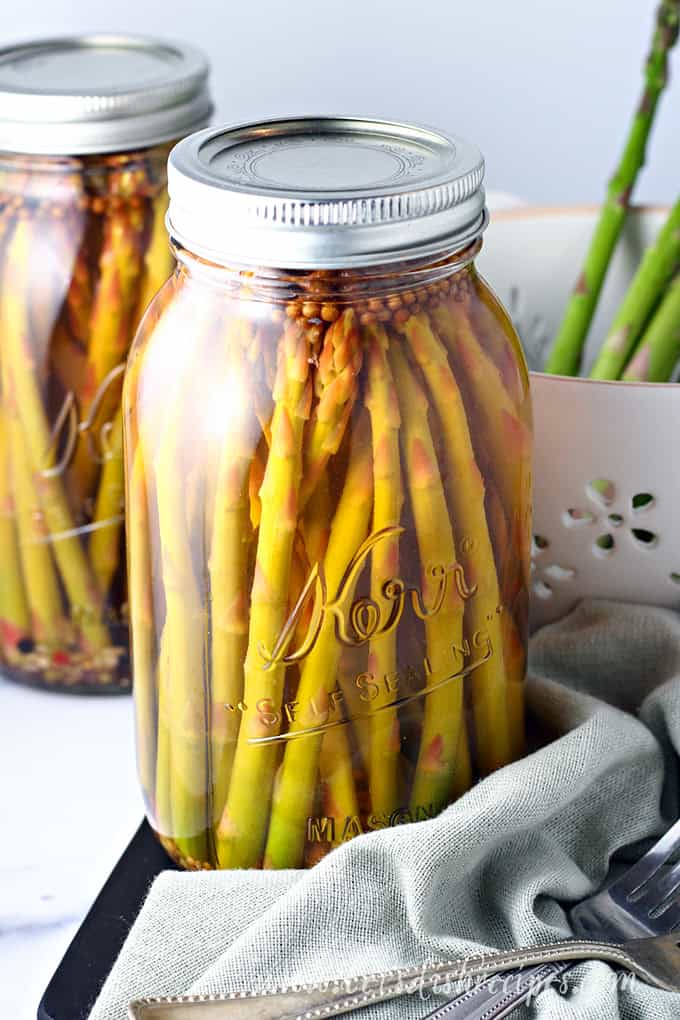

623,269,680,380
545,0,680,375
590,198,680,378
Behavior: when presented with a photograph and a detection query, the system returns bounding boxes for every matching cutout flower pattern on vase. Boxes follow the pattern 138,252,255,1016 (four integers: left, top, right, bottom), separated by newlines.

562,479,663,562
530,534,576,601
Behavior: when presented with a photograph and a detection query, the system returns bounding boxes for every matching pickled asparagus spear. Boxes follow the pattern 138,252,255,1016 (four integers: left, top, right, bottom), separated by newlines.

472,284,528,407
299,309,362,508
338,656,372,774
432,299,531,525
50,319,89,399
217,321,312,868
0,221,31,663
133,189,174,326
501,611,526,762
6,411,68,651
300,474,361,852
248,441,266,530
29,210,80,349
71,192,145,501
400,313,512,775
389,344,467,813
155,385,210,866
363,324,403,817
88,191,173,596
2,218,108,654
264,422,373,868
484,479,521,608
0,403,31,661
127,285,184,785
209,321,261,827
155,623,173,837
126,444,157,815
319,724,361,850
89,406,125,597
300,475,332,569
65,241,94,347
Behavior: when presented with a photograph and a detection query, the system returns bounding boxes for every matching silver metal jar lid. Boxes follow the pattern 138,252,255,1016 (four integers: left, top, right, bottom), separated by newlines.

0,35,213,156
167,117,487,269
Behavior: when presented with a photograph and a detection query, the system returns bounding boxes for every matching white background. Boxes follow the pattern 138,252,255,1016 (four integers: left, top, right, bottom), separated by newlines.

5,0,680,204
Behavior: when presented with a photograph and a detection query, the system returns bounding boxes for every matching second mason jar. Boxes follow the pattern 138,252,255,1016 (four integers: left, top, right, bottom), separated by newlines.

125,117,532,869
0,35,212,691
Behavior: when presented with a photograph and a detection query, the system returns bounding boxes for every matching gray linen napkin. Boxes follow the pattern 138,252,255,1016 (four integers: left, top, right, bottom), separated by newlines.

90,600,680,1020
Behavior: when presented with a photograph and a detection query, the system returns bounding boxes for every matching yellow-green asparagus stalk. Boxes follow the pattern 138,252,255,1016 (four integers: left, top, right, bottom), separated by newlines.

300,474,332,569
88,405,125,597
433,300,531,532
303,476,361,845
0,253,64,659
248,441,266,530
155,622,173,838
208,320,261,828
133,189,174,326
242,320,275,447
71,184,145,501
546,0,680,375
125,439,157,815
400,313,512,775
472,283,528,407
217,321,312,868
319,723,361,849
126,285,184,814
0,403,31,662
29,208,79,350
263,420,373,868
135,289,214,863
338,655,372,775
6,409,68,651
300,463,361,854
155,382,210,866
0,219,31,663
50,319,88,398
126,286,185,808
389,344,467,813
3,218,109,654
298,309,363,508
88,191,175,597
363,324,403,817
65,240,94,347
501,611,526,762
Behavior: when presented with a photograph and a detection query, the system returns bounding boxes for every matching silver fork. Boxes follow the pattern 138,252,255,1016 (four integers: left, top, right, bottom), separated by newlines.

422,816,680,1020
129,819,680,1020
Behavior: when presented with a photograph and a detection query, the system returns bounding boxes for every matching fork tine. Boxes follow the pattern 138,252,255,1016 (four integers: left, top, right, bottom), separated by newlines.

642,860,680,913
615,819,680,898
653,899,680,932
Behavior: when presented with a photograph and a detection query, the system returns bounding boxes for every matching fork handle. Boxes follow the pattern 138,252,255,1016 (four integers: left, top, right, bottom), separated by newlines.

420,962,573,1020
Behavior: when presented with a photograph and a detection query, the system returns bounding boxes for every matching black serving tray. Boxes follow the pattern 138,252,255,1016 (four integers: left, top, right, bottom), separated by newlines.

38,821,179,1020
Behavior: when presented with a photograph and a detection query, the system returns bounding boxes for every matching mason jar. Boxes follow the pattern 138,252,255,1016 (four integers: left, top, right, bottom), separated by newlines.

0,36,212,691
125,117,532,869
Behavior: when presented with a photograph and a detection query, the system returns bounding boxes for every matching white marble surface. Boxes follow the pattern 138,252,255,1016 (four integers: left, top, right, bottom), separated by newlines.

0,679,141,1020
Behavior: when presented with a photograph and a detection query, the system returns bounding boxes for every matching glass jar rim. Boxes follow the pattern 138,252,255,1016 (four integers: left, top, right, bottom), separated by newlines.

170,235,485,305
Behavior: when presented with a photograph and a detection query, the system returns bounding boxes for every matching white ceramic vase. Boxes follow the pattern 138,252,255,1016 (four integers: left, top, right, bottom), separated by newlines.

478,207,680,629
